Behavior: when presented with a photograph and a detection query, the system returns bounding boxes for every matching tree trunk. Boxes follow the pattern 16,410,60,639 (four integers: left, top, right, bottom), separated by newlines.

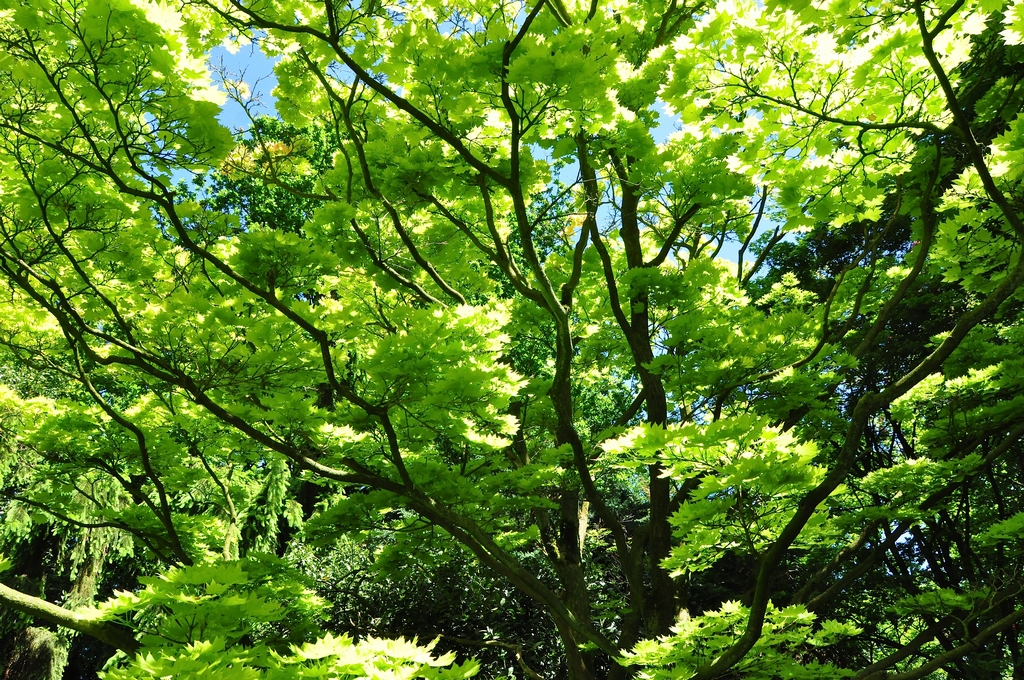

615,158,678,637
1,628,67,680
554,490,596,680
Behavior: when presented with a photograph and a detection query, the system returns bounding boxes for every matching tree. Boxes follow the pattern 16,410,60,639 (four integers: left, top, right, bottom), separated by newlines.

1,0,1024,677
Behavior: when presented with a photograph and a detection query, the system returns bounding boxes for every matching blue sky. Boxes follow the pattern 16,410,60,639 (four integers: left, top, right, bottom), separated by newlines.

210,42,280,131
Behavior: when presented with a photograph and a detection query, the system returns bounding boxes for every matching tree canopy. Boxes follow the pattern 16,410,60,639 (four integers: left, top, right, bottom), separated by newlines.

1,0,1023,677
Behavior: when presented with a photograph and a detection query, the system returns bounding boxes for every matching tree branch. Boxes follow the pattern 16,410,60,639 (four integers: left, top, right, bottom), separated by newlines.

0,581,140,656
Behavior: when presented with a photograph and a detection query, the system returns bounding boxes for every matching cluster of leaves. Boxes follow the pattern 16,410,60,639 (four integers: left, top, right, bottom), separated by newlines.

94,557,478,680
